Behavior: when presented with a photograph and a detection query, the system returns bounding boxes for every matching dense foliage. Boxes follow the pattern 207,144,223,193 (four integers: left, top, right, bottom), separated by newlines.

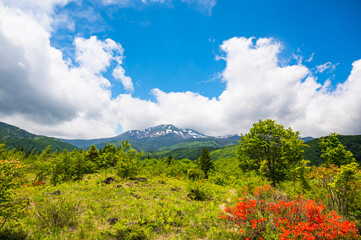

237,119,307,187
303,134,361,165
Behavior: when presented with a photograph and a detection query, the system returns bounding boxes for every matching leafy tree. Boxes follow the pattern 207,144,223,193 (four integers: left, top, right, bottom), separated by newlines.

99,143,117,168
319,133,355,167
197,148,214,179
237,119,306,187
33,145,53,182
85,145,100,164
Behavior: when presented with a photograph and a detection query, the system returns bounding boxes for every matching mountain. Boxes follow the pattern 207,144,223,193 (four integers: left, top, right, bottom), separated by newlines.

0,122,78,153
61,124,239,151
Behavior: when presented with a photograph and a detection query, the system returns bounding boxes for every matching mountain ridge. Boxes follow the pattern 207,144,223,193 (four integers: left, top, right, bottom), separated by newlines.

60,124,240,151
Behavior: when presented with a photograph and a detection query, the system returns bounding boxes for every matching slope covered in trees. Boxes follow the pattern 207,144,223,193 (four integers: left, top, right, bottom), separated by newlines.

302,135,361,165
0,122,77,153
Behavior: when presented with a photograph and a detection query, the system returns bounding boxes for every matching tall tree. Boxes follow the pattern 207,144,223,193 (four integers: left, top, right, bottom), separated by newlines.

85,145,100,163
319,133,355,167
198,148,214,179
237,119,306,187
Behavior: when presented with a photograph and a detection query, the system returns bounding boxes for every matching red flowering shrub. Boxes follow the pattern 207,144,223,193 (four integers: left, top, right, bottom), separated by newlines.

219,186,359,239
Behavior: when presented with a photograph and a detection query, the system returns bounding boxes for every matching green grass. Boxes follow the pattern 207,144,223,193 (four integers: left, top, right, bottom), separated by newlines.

14,171,242,240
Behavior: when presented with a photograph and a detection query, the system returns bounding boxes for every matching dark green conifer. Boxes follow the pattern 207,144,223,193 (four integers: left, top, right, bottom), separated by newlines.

198,148,214,178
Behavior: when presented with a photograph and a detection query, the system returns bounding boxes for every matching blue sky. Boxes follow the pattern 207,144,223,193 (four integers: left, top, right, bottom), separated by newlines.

51,0,361,98
0,0,361,138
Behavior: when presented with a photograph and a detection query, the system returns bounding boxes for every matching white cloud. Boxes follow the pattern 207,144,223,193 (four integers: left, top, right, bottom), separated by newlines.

101,0,216,15
180,0,216,15
113,66,134,91
0,2,132,138
306,52,314,62
74,36,124,74
316,61,338,73
1,0,73,30
0,1,361,139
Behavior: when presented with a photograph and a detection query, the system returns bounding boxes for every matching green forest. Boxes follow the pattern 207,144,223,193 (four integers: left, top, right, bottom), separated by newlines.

1,119,361,239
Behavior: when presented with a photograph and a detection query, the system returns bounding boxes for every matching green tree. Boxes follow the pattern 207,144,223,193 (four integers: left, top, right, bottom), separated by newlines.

319,133,355,167
33,145,53,183
166,154,173,166
309,163,361,218
237,119,306,187
99,143,117,168
197,148,214,179
85,145,100,168
116,140,142,178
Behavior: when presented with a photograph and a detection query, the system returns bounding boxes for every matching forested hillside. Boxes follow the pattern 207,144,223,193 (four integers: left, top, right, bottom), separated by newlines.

0,122,77,153
302,135,361,165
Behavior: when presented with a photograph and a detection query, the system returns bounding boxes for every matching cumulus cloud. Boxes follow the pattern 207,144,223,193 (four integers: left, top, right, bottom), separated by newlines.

0,2,132,138
0,1,361,139
113,66,134,91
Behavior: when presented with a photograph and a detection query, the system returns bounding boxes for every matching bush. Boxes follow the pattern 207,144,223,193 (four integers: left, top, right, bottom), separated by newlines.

112,223,149,240
219,186,360,239
0,150,27,230
209,172,227,186
187,182,210,201
187,168,205,181
0,226,28,240
116,161,138,179
35,197,80,229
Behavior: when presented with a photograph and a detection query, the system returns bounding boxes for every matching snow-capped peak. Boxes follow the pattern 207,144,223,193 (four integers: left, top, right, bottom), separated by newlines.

121,124,208,140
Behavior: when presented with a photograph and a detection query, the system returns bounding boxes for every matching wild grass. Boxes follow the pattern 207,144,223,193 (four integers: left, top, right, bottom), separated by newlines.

14,170,242,240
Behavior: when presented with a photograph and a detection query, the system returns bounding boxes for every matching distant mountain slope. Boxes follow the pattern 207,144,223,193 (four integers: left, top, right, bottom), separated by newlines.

148,146,219,161
210,145,237,160
301,137,314,142
302,135,361,165
61,124,239,151
0,122,77,153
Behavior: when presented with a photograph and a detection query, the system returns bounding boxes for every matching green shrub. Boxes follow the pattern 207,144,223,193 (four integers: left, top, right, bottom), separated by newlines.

187,182,210,201
187,168,205,181
113,223,149,240
0,148,27,230
208,172,226,186
0,226,28,240
35,197,80,229
116,161,138,179
116,141,142,179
